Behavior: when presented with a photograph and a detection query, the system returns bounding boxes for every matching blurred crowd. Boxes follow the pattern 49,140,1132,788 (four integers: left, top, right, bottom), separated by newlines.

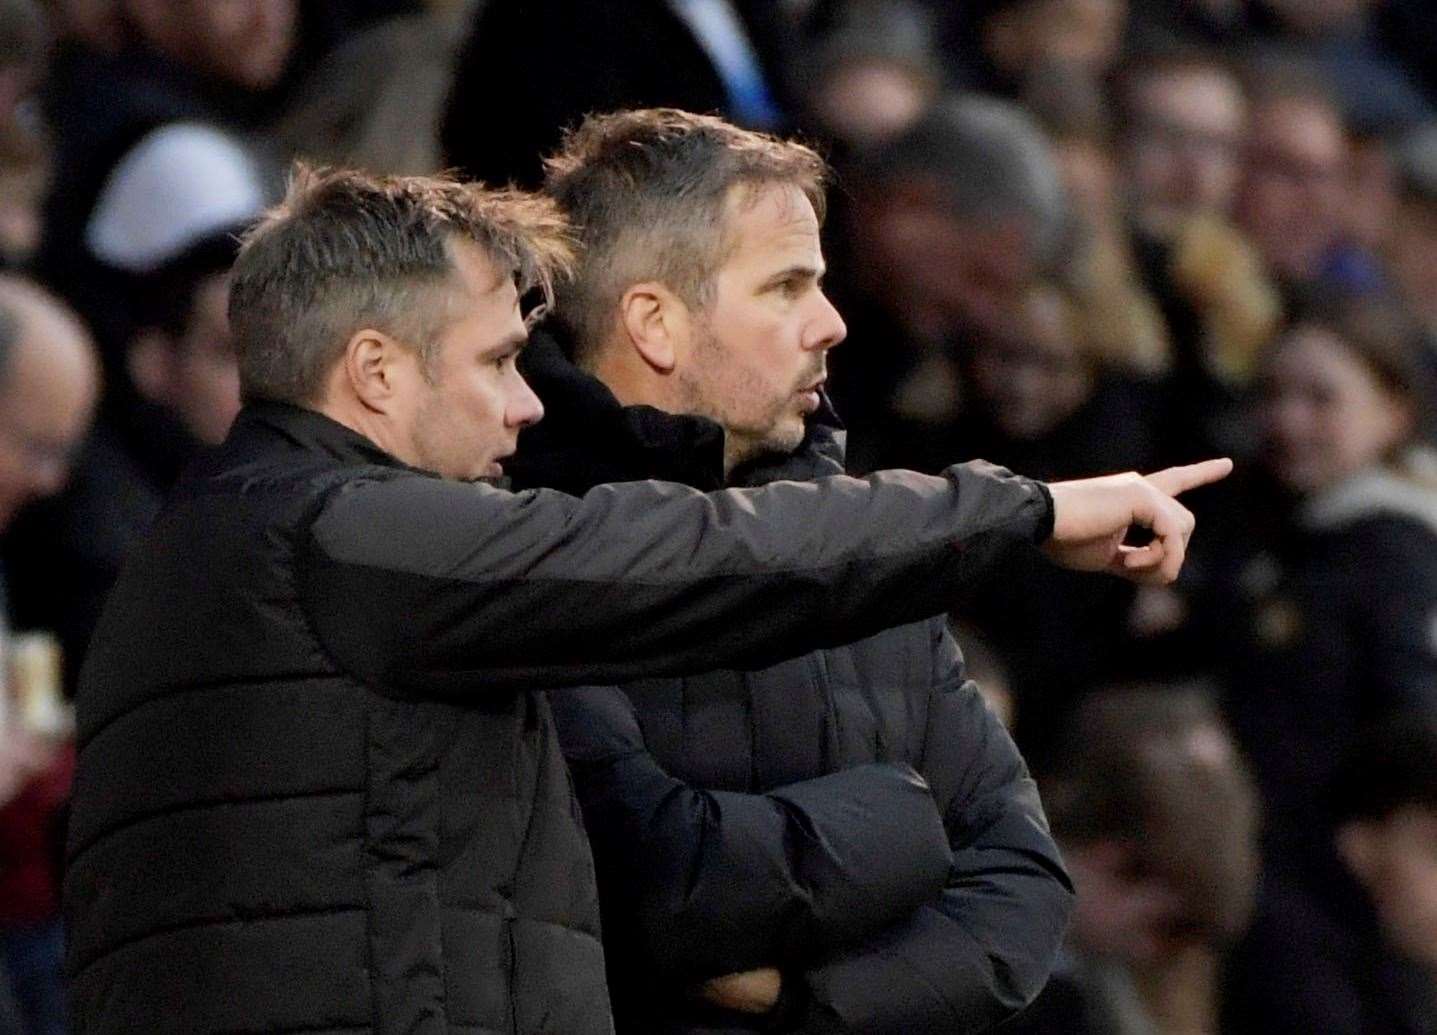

0,0,1433,1032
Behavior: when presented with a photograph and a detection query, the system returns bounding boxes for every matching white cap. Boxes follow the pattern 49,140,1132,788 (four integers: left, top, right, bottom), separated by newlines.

85,121,268,273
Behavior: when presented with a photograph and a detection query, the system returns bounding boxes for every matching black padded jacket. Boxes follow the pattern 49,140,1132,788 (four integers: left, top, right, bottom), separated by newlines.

507,338,1074,1034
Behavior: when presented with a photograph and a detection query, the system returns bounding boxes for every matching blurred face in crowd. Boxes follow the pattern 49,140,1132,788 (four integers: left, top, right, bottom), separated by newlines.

1258,325,1413,495
983,0,1128,81
674,184,847,470
864,177,1038,346
1237,97,1348,282
1339,807,1437,971
131,273,242,445
0,298,99,529
402,242,544,480
969,285,1092,440
808,61,934,150
1344,137,1401,254
1389,196,1437,330
126,0,296,91
1064,720,1259,962
1123,65,1247,237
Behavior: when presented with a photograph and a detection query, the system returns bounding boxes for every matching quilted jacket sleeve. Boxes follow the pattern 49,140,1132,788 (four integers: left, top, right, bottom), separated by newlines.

297,463,1052,696
794,625,1073,1034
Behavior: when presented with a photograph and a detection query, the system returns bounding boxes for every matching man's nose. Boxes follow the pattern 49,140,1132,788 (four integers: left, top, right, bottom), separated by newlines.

806,291,848,352
507,372,545,428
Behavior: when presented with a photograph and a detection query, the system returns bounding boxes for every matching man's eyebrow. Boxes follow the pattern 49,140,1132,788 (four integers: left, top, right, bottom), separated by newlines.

484,331,530,357
763,263,826,286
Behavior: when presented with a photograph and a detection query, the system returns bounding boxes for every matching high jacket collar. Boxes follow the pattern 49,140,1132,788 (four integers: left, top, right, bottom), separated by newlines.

226,399,415,472
506,328,847,495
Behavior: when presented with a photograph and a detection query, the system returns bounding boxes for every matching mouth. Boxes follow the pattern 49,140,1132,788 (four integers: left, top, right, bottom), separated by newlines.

486,450,516,478
797,377,826,413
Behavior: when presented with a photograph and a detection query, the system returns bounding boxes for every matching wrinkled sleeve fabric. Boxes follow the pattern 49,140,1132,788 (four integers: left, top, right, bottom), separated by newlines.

297,462,1051,697
552,684,952,981
796,626,1073,1034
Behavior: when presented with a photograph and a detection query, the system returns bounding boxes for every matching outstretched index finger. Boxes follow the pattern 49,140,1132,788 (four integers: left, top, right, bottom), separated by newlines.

1144,458,1233,498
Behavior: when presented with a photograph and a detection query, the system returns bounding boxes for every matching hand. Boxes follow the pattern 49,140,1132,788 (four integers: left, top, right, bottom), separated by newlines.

1044,459,1233,585
695,967,782,1014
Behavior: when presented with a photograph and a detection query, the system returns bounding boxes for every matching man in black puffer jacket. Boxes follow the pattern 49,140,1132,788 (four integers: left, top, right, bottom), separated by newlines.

505,109,1225,1033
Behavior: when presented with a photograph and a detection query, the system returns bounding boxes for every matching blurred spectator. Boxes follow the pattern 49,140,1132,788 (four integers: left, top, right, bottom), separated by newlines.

798,0,939,154
943,0,1129,98
1250,0,1432,135
1194,294,1437,1032
1116,48,1248,242
34,0,295,356
828,92,1069,470
273,10,464,175
1235,61,1384,298
2,122,263,698
916,283,1164,764
0,1,48,269
1227,711,1437,1034
0,273,98,1035
3,222,249,693
1390,125,1437,362
1331,712,1437,1032
0,0,44,132
1003,687,1259,1035
441,0,796,188
1022,63,1172,377
122,238,240,448
0,274,97,528
1114,46,1281,459
1220,294,1436,833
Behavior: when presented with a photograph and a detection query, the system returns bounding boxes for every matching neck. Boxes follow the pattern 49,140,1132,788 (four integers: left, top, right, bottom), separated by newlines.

312,394,411,465
587,346,657,411
587,342,748,477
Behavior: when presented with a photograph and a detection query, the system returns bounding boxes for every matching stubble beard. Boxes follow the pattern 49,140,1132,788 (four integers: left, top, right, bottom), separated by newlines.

681,324,815,472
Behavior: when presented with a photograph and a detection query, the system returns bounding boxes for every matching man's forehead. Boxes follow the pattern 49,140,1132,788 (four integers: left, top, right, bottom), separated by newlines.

723,182,822,260
447,238,519,300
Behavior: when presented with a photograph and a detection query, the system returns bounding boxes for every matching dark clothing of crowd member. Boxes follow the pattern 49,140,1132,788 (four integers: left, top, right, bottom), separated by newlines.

441,0,793,189
913,373,1166,765
1191,467,1437,1032
1209,474,1437,859
506,332,1073,1033
64,398,1058,1034
1225,862,1437,1035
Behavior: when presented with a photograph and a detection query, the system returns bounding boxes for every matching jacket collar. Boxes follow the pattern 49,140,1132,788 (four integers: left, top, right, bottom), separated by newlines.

507,328,847,494
228,400,413,471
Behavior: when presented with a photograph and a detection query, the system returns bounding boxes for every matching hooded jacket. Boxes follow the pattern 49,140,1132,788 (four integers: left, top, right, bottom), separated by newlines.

506,336,1074,1034
64,398,1053,1034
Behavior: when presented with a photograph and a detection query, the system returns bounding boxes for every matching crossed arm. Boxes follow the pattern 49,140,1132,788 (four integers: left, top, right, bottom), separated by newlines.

552,622,1073,1033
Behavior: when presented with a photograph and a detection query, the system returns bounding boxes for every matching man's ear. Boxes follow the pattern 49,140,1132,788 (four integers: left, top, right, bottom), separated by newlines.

618,282,689,374
127,328,175,406
342,328,414,413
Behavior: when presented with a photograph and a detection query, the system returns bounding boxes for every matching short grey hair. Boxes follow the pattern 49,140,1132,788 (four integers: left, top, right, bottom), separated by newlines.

229,164,574,405
542,108,829,364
